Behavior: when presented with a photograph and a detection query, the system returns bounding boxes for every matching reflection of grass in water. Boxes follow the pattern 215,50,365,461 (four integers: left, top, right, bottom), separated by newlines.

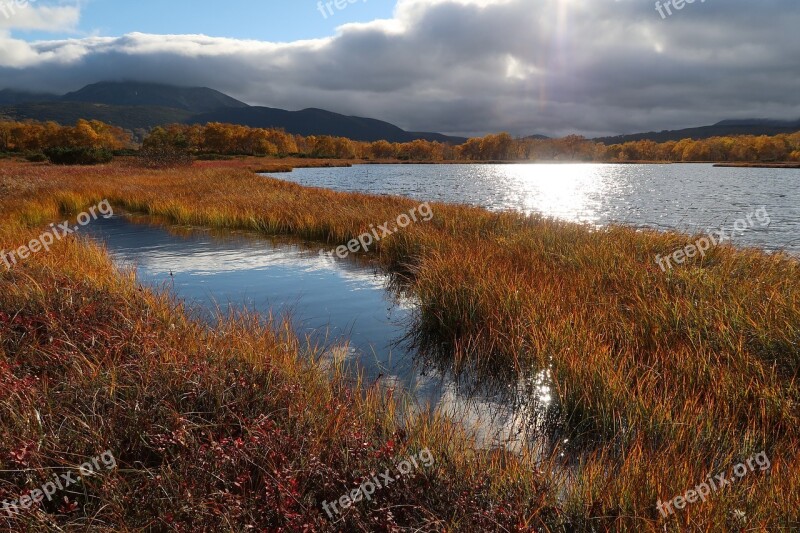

1,158,798,530
121,209,387,272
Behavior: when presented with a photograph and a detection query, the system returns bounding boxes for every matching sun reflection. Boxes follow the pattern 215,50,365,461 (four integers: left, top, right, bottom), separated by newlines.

500,164,609,224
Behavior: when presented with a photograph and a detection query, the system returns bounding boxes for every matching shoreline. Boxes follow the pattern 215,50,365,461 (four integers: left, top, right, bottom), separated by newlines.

713,162,800,168
209,157,800,172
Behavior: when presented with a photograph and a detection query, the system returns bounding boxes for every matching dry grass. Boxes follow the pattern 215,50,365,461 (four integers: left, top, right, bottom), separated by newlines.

1,158,798,531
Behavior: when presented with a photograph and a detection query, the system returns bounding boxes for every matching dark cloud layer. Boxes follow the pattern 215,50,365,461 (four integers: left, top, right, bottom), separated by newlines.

1,0,798,137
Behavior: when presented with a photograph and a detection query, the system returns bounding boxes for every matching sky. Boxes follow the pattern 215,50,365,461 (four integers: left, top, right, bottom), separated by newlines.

0,0,799,137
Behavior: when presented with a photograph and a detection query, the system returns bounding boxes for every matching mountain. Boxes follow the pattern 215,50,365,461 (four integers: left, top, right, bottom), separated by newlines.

595,118,800,144
61,82,249,114
3,82,799,145
189,106,467,144
2,102,193,131
714,118,800,128
0,81,465,144
0,89,60,105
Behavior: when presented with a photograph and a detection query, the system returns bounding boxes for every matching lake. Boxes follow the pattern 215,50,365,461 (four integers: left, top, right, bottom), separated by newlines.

277,163,800,254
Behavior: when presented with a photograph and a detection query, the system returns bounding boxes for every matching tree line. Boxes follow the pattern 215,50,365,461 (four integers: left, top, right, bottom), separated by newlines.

0,119,132,164
0,120,130,152
2,119,800,163
137,124,800,163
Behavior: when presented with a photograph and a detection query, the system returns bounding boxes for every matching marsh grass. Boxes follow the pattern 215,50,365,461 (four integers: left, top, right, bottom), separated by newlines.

0,208,551,531
0,159,798,530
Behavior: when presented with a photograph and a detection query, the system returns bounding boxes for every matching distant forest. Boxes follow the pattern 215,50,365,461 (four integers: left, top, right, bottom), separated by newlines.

2,119,800,163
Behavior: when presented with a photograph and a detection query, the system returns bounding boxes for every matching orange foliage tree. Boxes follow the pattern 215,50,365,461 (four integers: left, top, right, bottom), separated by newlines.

0,119,131,153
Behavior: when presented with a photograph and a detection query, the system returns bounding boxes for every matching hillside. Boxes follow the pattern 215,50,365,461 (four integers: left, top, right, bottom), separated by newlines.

7,81,796,145
0,89,60,105
0,102,193,131
189,106,467,143
61,82,249,113
0,81,466,144
595,118,800,144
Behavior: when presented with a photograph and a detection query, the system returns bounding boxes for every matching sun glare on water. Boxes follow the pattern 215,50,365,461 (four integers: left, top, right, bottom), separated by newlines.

497,163,611,224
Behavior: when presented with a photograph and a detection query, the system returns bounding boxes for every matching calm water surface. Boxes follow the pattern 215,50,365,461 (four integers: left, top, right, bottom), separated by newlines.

277,163,800,254
85,216,549,451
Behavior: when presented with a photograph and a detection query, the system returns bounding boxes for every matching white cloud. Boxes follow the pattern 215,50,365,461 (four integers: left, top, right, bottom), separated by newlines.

0,1,80,33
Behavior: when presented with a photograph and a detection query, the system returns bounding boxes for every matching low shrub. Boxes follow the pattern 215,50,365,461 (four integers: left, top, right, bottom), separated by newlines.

112,148,140,157
196,153,234,161
23,151,48,163
44,147,114,165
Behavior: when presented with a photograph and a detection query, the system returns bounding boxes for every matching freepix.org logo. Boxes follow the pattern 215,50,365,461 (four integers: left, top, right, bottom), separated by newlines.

655,0,707,19
2,450,117,517
317,0,368,20
1,200,114,272
0,0,36,20
322,448,435,519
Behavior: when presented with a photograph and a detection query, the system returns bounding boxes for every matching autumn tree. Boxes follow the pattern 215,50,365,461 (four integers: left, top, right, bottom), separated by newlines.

457,138,483,160
369,140,396,159
139,125,193,167
332,137,357,159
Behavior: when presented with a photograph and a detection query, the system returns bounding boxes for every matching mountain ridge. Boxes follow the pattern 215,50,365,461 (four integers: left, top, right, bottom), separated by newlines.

0,89,60,105
1,82,798,144
61,82,249,114
594,118,800,144
188,106,465,143
0,82,467,144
